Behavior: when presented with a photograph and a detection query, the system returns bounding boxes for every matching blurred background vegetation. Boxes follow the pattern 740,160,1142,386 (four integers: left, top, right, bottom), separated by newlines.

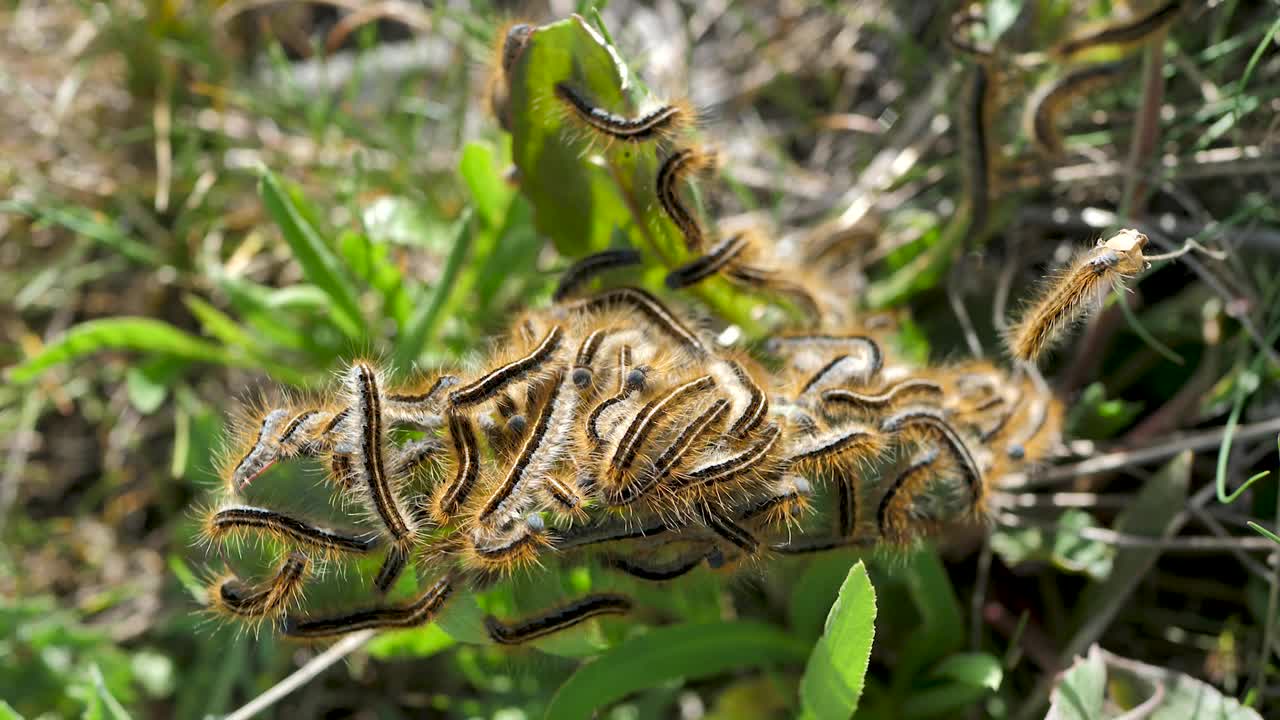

2,0,1279,718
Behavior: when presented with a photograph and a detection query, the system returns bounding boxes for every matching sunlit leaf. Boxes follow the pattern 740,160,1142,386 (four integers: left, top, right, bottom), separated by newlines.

259,170,364,340
799,561,877,720
545,621,809,720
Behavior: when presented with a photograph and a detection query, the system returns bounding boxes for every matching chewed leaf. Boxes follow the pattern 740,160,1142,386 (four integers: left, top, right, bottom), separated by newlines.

501,16,766,332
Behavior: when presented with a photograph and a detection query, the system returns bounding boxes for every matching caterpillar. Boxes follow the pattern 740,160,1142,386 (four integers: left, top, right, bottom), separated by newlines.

210,551,309,623
1005,228,1150,364
555,83,695,146
1053,0,1184,61
200,286,1061,642
484,593,633,645
656,147,717,251
1024,62,1129,158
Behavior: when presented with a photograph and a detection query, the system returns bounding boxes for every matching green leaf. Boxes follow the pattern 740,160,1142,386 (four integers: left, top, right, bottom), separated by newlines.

905,654,1004,716
1066,383,1144,440
799,561,877,720
338,230,412,331
990,510,1114,581
788,551,863,640
459,141,515,229
6,318,236,384
932,652,1002,692
259,169,364,340
1049,646,1264,720
503,17,766,332
81,664,133,720
366,624,455,659
181,294,258,353
1049,510,1114,580
125,360,175,414
544,621,809,720
395,209,473,367
0,200,163,267
0,700,25,720
1047,646,1106,720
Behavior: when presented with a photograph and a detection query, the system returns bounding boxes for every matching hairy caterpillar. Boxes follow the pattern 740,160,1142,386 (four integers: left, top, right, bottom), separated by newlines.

555,83,695,146
656,147,717,251
195,7,1123,653
484,593,633,645
1053,0,1184,61
200,286,1061,642
1024,62,1129,157
210,552,309,623
1005,228,1150,364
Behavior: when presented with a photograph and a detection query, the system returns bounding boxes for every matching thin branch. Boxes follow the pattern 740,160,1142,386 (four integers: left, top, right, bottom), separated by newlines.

996,512,1280,552
999,416,1280,490
223,630,375,720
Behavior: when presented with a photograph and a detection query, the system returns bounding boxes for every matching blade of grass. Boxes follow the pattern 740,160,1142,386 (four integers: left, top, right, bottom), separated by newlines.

6,318,237,384
395,209,473,368
258,170,364,341
0,200,164,267
1215,315,1280,504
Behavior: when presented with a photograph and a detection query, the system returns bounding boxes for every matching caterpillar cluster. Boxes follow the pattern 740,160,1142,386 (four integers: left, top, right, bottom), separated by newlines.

199,9,1219,645
199,286,1062,642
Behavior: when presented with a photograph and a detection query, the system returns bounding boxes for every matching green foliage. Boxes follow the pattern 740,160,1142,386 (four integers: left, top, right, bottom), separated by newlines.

1065,383,1145,441
991,509,1115,581
6,318,237,384
259,170,366,342
503,16,765,331
1049,646,1264,720
799,562,877,720
544,621,809,720
0,597,168,718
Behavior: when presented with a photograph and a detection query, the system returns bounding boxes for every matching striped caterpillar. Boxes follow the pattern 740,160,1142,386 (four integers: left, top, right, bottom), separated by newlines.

202,286,1062,643
1005,228,1150,364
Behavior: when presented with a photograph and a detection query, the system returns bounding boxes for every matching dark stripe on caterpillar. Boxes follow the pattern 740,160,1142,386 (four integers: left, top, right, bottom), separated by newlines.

449,326,564,408
569,288,707,356
208,505,379,554
664,233,750,289
555,83,690,142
